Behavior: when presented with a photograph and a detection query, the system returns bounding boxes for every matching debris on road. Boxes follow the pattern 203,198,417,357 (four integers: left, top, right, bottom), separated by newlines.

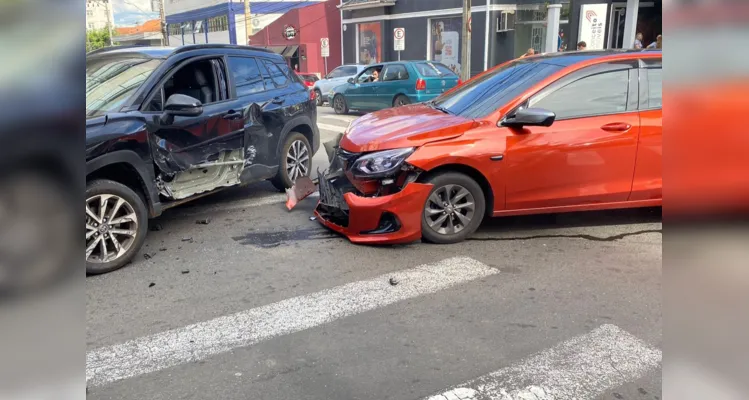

143,253,154,260
159,247,167,252
181,237,193,242
149,223,163,232
196,218,211,225
148,282,155,288
181,270,190,274
309,216,317,221
286,175,317,210
389,277,399,286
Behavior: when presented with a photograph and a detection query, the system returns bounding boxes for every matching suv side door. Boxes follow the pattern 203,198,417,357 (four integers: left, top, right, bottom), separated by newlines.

629,59,662,201
503,61,641,210
143,55,240,176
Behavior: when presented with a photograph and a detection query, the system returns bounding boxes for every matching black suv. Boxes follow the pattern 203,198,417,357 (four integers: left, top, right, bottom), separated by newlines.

86,44,319,274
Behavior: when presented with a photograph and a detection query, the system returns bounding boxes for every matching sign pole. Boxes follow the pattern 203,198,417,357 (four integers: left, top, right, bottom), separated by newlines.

324,57,328,75
398,51,401,61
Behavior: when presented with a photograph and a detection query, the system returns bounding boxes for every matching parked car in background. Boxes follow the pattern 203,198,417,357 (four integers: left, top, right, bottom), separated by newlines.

315,50,662,244
329,61,459,114
86,44,318,274
312,64,365,106
298,73,319,88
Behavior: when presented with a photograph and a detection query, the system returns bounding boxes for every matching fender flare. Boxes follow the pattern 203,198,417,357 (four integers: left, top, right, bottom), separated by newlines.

86,150,163,217
277,115,319,156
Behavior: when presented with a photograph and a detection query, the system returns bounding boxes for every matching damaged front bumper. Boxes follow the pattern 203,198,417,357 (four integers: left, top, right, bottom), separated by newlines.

313,154,433,244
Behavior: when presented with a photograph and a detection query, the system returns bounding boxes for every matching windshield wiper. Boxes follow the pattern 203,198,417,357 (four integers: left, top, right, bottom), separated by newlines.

428,101,453,115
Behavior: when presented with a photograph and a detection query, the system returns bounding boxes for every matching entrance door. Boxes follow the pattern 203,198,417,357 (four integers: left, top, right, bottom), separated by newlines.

608,6,626,49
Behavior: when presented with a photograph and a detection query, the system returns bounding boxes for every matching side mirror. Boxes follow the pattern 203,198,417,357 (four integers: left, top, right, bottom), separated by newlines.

501,107,556,128
160,94,203,124
347,78,355,84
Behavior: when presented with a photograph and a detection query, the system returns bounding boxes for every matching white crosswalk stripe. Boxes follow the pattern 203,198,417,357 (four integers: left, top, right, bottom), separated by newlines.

425,324,662,400
86,257,499,387
318,114,358,124
317,122,346,133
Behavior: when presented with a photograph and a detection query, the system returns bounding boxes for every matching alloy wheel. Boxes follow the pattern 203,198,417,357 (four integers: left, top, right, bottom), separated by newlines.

286,140,310,182
423,184,476,235
334,96,345,113
86,194,139,264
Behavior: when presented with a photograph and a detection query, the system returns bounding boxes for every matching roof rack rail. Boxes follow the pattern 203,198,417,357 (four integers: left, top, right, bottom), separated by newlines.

172,44,274,55
86,44,151,56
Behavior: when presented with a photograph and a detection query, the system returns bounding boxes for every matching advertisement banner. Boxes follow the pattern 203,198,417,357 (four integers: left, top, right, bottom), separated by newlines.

430,17,462,75
358,22,381,65
578,4,608,50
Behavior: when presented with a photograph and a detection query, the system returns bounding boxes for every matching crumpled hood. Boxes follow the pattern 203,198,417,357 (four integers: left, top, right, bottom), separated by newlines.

339,104,476,152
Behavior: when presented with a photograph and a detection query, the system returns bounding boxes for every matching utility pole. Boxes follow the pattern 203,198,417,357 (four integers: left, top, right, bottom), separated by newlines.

159,0,167,45
460,0,471,82
244,0,252,45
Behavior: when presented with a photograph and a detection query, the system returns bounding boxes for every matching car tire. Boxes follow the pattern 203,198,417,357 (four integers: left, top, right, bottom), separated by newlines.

314,89,323,106
271,132,312,191
333,94,349,115
421,172,485,244
393,94,411,107
86,179,148,275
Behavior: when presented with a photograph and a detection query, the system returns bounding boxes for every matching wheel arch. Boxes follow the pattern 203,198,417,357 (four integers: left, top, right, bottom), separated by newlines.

86,150,162,217
417,163,495,218
277,115,318,157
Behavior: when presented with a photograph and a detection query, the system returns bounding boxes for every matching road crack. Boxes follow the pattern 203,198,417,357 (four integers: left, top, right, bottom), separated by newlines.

466,229,662,243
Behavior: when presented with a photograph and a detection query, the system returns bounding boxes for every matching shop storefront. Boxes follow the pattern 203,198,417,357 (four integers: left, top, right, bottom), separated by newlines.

340,0,661,76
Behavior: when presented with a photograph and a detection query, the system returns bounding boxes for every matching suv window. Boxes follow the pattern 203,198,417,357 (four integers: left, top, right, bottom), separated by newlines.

261,59,289,87
228,56,265,97
646,68,662,109
529,70,629,119
341,66,359,76
382,64,409,81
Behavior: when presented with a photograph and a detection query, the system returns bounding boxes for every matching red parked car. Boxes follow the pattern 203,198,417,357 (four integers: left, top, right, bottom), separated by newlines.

298,73,319,88
314,49,662,244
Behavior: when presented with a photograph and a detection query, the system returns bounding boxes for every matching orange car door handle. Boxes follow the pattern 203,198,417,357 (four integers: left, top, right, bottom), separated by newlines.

600,122,632,132
490,155,504,161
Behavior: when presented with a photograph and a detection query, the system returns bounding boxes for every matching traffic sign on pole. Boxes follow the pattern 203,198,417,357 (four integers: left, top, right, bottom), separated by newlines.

320,37,330,57
394,28,405,61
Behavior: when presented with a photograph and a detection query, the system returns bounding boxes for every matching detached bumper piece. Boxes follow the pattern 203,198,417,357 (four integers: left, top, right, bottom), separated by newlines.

314,169,433,244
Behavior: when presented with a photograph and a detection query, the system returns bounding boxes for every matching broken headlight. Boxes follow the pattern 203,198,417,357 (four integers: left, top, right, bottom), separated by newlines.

351,147,415,178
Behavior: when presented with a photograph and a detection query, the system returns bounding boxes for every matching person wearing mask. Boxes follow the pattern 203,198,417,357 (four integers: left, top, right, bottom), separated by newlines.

577,41,587,50
634,33,644,49
647,35,662,49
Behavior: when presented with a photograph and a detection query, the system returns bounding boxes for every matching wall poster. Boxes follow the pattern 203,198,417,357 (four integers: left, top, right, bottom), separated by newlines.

430,17,462,75
358,22,381,64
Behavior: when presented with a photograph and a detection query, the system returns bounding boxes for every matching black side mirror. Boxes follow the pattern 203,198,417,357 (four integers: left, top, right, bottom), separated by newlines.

347,77,355,84
160,94,203,124
501,107,556,128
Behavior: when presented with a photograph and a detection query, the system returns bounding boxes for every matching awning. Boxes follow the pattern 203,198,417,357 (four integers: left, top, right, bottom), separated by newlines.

265,46,287,54
261,46,299,57
339,0,397,10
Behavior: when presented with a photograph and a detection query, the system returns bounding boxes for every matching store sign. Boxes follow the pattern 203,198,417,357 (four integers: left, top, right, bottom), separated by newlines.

321,37,330,57
578,4,608,50
393,28,405,51
283,24,297,40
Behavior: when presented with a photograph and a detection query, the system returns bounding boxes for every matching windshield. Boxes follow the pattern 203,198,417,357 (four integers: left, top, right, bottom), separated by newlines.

86,56,162,118
415,62,457,77
432,60,563,119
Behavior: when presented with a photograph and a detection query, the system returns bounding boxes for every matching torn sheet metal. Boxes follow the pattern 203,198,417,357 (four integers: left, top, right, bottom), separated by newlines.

285,134,345,210
159,149,243,200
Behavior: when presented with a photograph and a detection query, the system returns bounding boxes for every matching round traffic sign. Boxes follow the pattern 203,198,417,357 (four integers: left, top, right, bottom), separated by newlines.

321,38,329,47
394,28,405,39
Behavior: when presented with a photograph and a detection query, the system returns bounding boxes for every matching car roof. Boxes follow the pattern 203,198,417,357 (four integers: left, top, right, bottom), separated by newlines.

86,44,276,60
527,49,662,67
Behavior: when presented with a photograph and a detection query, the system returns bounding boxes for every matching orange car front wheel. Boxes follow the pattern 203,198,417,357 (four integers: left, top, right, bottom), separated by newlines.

420,172,485,244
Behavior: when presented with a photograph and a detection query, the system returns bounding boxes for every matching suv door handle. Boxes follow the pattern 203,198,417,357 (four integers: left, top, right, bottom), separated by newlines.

222,110,242,120
271,97,284,105
600,122,632,132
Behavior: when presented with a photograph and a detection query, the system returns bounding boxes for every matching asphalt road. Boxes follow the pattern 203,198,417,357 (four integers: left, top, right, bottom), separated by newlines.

86,106,663,400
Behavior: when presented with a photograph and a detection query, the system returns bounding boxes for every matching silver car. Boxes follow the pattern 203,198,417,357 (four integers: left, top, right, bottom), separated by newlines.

313,64,365,106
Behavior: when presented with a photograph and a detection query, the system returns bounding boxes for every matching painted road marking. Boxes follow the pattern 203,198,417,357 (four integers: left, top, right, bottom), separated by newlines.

319,114,358,124
86,257,499,387
425,324,662,400
317,122,346,132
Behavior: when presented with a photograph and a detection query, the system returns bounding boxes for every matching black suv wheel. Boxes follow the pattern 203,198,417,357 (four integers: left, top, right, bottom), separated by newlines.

86,180,148,274
271,132,312,190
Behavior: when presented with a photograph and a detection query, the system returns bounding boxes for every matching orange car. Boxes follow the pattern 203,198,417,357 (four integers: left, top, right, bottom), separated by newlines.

315,50,662,244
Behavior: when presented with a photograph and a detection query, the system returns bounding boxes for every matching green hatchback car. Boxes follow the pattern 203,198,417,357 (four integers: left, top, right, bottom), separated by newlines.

329,61,460,114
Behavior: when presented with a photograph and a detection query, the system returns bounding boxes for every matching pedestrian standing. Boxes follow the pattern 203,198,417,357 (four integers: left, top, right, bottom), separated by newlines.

647,35,662,49
558,31,565,52
577,41,587,50
634,33,644,49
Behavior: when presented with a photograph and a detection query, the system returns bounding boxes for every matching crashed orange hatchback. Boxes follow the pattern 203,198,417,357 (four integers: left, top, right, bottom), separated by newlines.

314,50,662,244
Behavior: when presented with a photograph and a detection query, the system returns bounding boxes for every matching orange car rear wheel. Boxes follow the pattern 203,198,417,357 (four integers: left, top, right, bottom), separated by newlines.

421,172,485,244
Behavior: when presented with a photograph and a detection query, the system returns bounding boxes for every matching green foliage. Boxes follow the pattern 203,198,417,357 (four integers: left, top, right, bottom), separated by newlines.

86,27,117,52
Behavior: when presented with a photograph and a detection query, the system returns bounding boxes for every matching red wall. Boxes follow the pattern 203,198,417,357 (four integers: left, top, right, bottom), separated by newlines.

249,0,341,75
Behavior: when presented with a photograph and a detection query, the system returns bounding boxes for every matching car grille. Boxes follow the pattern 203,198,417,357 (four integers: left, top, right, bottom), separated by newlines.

316,169,350,227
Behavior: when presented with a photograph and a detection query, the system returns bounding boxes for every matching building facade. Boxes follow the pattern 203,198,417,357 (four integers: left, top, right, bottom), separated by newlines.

86,0,114,31
340,0,661,76
164,0,328,46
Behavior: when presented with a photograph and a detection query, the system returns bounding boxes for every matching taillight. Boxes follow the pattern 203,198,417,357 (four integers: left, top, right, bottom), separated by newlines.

416,78,426,91
309,89,316,101
304,81,314,87
457,79,462,86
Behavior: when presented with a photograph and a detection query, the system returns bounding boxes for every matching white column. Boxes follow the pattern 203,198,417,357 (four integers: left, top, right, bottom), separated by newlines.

545,3,562,53
622,0,639,48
